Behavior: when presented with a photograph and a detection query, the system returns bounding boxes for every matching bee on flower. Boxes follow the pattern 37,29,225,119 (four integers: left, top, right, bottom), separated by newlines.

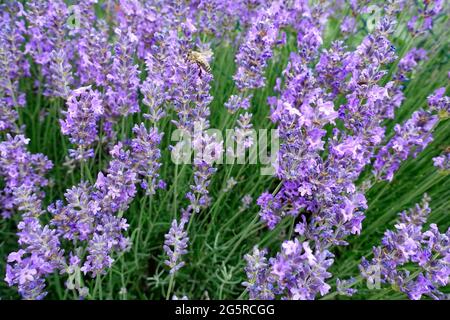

187,48,213,74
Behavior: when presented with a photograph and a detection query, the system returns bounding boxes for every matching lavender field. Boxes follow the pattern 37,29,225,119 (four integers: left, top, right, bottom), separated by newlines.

0,0,449,300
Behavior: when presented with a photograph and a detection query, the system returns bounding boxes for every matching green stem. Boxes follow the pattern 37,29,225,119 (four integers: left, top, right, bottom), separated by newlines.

166,273,175,300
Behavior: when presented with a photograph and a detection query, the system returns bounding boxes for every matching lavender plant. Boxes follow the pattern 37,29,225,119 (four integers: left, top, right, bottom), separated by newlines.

0,0,448,300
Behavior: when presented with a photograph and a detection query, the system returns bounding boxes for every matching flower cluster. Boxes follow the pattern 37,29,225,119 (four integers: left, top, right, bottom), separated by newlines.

225,95,251,114
373,88,448,181
5,121,163,298
0,135,52,219
243,246,273,300
234,112,254,150
373,109,436,181
249,1,448,300
243,241,335,300
428,87,449,119
360,195,450,300
0,3,28,132
1,138,59,299
48,183,97,241
76,19,112,87
336,278,357,297
407,0,445,35
140,70,167,124
5,216,65,300
396,48,428,82
185,132,223,216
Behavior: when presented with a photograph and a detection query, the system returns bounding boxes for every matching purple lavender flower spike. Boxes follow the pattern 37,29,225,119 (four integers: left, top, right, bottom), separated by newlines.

0,134,52,219
407,0,444,35
184,131,223,217
0,97,19,133
341,16,357,35
269,240,334,300
5,189,64,299
131,124,164,196
60,86,104,161
47,183,97,241
105,28,140,118
164,219,189,274
140,79,167,124
373,88,449,181
80,233,114,277
158,19,219,277
94,142,138,213
0,2,28,130
45,49,74,99
233,9,279,92
77,20,112,87
243,246,274,300
24,1,70,85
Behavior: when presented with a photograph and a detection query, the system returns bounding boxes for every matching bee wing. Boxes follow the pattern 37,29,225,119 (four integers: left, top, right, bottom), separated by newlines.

200,49,213,62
